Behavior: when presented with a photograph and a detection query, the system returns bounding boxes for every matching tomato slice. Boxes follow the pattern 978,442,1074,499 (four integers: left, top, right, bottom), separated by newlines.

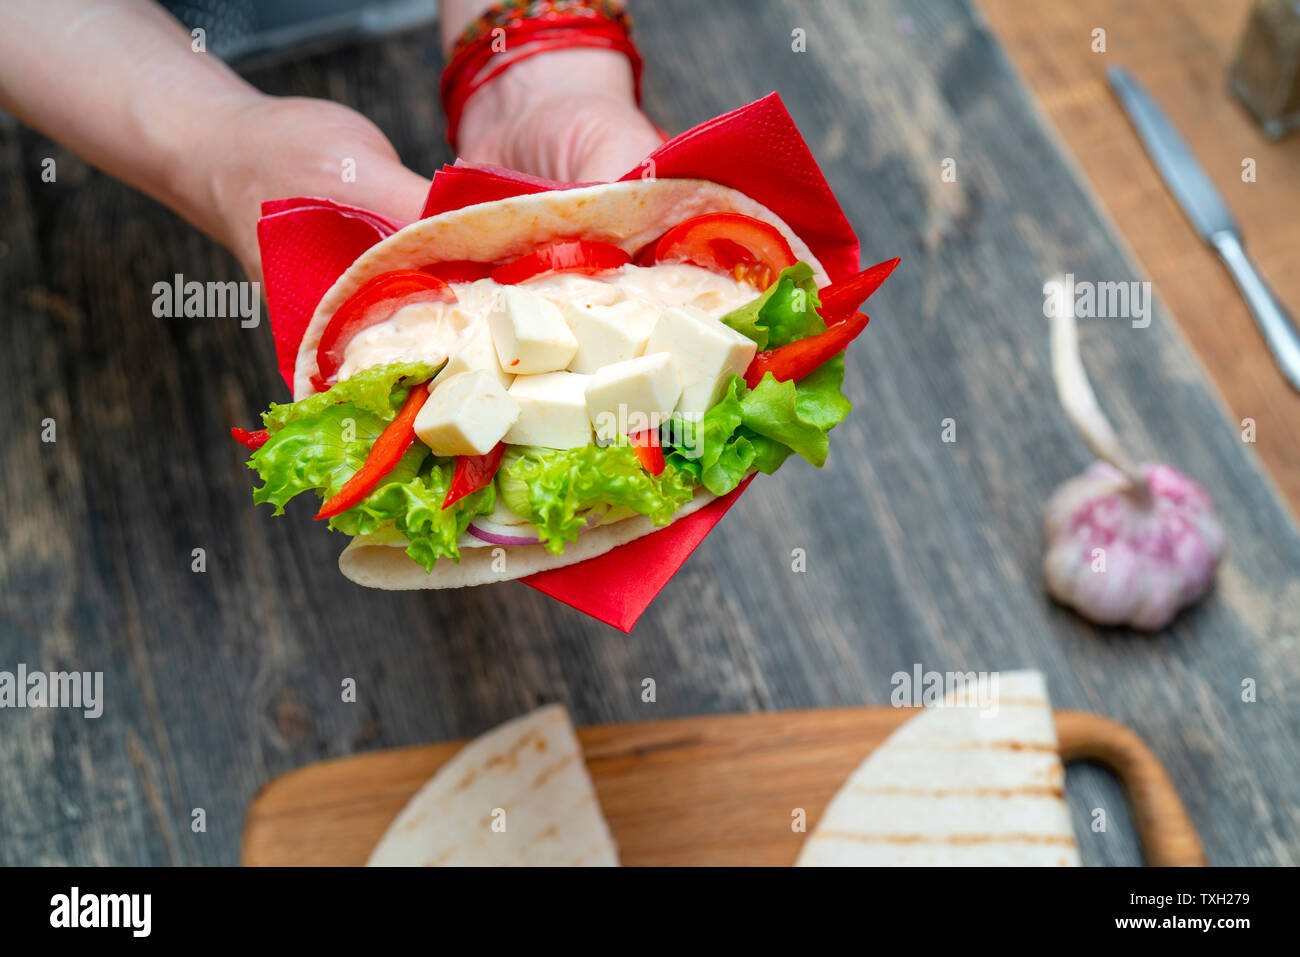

641,212,797,289
312,271,456,392
490,240,631,285
818,257,900,324
420,260,494,284
315,381,431,520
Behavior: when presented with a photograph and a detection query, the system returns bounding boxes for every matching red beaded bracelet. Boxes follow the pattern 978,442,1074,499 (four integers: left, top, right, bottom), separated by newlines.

440,0,645,152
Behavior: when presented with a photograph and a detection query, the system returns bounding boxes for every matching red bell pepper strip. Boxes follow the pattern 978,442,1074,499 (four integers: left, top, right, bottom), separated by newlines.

231,427,269,451
315,382,431,520
629,427,665,476
744,313,870,389
442,441,507,510
817,257,900,325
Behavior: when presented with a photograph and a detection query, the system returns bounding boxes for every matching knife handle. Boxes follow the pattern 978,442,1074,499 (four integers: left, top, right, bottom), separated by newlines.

1210,231,1300,394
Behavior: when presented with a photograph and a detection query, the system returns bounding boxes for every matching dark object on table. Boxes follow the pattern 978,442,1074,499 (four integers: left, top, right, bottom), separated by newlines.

160,0,436,67
1230,0,1300,138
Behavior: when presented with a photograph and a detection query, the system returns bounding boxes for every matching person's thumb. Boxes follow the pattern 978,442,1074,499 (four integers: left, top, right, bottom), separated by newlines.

359,164,432,224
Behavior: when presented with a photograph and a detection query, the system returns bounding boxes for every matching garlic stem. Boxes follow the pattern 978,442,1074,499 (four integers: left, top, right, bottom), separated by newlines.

1048,295,1148,494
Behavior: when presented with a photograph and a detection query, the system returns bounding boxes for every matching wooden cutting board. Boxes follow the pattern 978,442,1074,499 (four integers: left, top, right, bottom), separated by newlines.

241,707,1206,867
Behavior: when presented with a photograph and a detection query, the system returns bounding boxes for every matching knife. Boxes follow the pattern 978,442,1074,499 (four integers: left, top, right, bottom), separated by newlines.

1107,65,1300,393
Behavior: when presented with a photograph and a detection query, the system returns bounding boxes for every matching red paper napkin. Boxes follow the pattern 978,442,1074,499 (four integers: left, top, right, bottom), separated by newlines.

257,92,858,632
258,199,408,387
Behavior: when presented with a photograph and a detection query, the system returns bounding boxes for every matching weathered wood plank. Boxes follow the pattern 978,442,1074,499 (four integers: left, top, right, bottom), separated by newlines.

0,0,1295,866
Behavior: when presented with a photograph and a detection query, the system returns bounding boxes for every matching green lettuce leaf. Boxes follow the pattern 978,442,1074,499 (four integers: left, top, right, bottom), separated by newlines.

788,355,855,432
664,356,852,495
247,406,489,572
497,444,697,555
744,430,793,475
245,360,494,570
247,360,437,513
249,403,390,513
740,356,852,468
719,262,825,350
324,443,430,536
262,361,438,432
665,377,754,495
330,454,495,571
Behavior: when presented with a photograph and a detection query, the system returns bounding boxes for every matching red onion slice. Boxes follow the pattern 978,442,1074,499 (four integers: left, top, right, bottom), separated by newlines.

467,510,607,548
466,523,538,547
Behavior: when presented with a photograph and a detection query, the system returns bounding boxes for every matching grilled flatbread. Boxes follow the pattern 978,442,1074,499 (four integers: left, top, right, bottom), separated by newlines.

366,705,617,866
796,670,1080,866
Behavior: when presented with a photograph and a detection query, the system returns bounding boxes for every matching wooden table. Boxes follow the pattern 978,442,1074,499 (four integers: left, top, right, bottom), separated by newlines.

1,0,1297,866
980,0,1300,516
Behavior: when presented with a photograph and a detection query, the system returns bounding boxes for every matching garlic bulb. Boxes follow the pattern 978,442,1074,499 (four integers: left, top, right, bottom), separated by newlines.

1044,462,1225,630
1043,305,1226,630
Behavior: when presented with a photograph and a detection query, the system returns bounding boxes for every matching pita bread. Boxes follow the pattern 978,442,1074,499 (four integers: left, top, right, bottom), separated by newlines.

796,671,1081,866
366,705,618,866
294,178,826,400
339,489,718,590
301,177,820,590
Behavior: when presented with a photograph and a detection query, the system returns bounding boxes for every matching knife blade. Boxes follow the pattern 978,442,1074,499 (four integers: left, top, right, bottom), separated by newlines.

1107,65,1300,392
1107,65,1236,239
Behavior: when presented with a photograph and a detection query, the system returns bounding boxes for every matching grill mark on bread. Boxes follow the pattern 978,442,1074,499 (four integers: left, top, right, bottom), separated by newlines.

888,739,1057,753
525,824,559,846
531,753,577,791
453,724,553,792
977,697,1047,708
810,831,1078,846
849,785,1066,799
422,847,455,867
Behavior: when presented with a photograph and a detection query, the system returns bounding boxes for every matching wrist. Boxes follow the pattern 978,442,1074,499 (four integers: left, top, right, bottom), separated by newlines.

151,88,276,277
160,88,270,254
457,48,639,158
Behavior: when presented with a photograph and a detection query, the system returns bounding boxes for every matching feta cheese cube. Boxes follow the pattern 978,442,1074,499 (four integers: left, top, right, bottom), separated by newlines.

433,321,513,389
505,371,593,449
562,299,661,374
488,286,578,374
414,370,520,456
585,353,681,441
644,305,757,416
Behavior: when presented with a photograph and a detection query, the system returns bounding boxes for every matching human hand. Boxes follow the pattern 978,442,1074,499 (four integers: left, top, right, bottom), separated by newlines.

187,95,431,282
0,1,434,284
455,49,664,183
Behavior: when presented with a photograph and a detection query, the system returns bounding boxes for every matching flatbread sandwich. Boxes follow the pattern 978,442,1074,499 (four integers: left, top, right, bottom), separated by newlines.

233,176,897,590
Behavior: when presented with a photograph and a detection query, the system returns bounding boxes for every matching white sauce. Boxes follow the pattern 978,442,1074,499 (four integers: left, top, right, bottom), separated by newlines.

338,263,758,380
